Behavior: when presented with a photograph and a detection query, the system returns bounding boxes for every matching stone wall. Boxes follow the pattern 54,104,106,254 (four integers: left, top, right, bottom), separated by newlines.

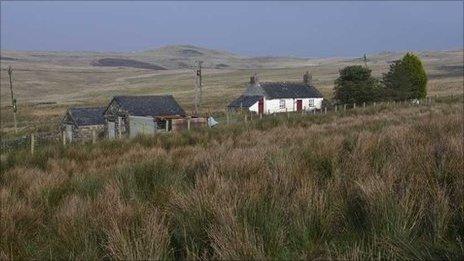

76,125,105,141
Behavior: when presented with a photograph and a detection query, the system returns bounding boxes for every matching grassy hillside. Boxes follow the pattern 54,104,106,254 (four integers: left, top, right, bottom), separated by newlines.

1,97,463,259
1,47,462,136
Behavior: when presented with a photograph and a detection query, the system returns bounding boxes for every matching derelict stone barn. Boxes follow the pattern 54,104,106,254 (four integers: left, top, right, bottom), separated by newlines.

228,72,324,114
104,95,204,138
61,107,106,142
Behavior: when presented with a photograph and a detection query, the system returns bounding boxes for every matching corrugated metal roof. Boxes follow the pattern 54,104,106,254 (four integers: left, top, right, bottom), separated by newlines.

260,82,323,99
112,95,186,117
69,107,106,126
228,95,262,108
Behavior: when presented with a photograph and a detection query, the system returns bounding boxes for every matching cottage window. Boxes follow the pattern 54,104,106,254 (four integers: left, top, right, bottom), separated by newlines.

309,99,315,107
279,99,286,109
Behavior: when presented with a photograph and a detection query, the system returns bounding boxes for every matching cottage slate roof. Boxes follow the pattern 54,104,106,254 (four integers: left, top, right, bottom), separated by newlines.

68,107,106,126
111,95,186,117
259,82,323,99
228,95,262,108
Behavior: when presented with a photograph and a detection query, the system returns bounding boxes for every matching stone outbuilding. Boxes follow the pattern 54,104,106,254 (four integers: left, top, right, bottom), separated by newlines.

61,107,106,142
103,95,197,138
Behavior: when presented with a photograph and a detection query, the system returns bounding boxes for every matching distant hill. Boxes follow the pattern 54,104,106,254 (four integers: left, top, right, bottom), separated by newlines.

1,45,462,71
131,44,246,69
0,45,314,69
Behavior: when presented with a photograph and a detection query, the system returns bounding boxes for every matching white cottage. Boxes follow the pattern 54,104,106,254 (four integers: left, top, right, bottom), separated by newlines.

228,72,324,114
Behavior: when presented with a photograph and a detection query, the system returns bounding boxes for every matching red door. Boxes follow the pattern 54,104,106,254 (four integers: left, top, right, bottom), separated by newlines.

296,100,303,112
258,98,264,114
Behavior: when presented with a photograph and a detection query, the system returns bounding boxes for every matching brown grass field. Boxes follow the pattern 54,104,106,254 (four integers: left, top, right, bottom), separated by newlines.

0,47,463,259
1,97,463,259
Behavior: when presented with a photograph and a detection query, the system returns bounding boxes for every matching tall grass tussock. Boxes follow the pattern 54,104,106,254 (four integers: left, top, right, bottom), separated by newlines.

1,98,463,259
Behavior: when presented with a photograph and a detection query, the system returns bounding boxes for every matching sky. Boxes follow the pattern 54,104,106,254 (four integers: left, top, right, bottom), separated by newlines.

1,1,463,57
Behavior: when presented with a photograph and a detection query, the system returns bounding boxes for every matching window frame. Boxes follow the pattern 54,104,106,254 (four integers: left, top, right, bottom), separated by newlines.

279,99,286,109
309,99,315,107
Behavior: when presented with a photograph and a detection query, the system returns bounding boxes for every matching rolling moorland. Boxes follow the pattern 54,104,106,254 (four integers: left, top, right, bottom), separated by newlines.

0,45,463,135
0,45,463,259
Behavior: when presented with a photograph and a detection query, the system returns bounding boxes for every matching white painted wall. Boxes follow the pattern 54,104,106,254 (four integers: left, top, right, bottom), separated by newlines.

248,101,259,113
248,97,323,114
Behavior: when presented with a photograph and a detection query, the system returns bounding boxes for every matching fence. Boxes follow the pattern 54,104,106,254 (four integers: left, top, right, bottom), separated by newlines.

1,131,61,154
217,95,448,126
1,94,459,155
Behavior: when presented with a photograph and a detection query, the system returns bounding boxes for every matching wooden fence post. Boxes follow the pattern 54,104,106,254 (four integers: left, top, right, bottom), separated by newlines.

30,133,35,155
165,120,169,132
344,104,347,111
62,130,66,146
250,112,253,122
353,103,356,109
335,105,338,112
92,129,96,144
363,102,366,108
260,113,263,119
187,117,191,131
244,114,248,124
324,107,327,114
373,102,376,107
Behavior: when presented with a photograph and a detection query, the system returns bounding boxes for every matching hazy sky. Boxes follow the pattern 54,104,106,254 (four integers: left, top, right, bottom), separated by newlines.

1,1,463,57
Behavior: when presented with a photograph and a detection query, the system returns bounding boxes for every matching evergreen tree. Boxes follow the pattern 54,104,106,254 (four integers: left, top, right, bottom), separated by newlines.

383,53,427,100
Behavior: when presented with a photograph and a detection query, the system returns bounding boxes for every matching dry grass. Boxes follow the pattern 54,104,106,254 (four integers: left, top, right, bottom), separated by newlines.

1,97,463,259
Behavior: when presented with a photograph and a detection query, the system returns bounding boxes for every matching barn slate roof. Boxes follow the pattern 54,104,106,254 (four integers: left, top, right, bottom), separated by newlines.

110,95,186,117
259,82,323,99
68,107,106,126
228,95,262,108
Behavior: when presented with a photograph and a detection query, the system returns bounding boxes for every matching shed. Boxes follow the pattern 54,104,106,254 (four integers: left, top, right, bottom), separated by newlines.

103,95,188,138
61,107,106,142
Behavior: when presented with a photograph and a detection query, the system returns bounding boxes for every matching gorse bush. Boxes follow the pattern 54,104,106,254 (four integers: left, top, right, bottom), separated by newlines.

1,99,463,259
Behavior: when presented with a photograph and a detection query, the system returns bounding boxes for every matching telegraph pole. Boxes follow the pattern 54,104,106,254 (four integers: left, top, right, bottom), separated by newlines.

7,66,18,133
194,61,203,116
363,54,368,68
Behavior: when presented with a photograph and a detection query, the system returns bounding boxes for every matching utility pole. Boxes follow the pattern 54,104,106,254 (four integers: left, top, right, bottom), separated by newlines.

7,66,18,133
194,61,203,116
363,54,368,68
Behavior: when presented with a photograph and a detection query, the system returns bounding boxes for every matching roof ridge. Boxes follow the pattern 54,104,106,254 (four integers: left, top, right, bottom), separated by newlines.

115,94,173,97
70,106,106,109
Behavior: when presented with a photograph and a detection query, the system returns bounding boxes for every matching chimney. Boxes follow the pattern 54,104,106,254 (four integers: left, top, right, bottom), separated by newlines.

303,71,312,85
250,74,259,85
